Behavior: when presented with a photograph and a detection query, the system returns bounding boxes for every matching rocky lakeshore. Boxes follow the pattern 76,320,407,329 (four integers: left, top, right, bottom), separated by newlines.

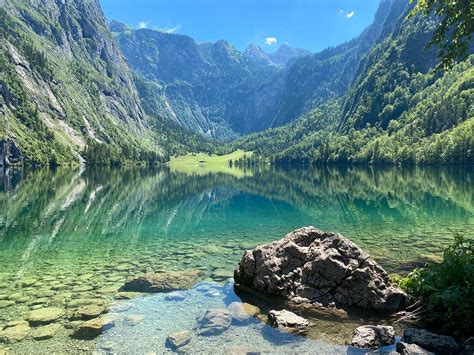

0,226,469,354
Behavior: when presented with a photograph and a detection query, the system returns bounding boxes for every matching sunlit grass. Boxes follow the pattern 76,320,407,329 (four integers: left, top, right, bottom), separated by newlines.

169,150,253,177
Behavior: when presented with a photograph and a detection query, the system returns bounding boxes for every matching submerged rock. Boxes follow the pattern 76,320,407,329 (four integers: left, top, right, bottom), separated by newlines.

268,310,309,334
234,227,408,310
351,325,395,349
31,323,62,340
402,328,459,355
0,324,31,344
396,342,434,355
121,271,201,293
228,302,260,324
124,315,144,326
72,316,116,339
27,307,64,326
166,330,192,350
71,304,105,320
198,309,232,336
0,301,14,309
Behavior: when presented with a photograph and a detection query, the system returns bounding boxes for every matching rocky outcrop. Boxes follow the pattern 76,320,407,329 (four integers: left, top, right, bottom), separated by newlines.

402,328,459,355
234,227,408,310
267,310,309,334
121,271,202,293
351,325,395,349
0,139,22,166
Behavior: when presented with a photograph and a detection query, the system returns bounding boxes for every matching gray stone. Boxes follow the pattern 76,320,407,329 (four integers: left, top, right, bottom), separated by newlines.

27,307,64,325
164,291,186,301
121,270,202,293
268,310,309,334
396,342,434,355
351,325,395,349
234,227,408,310
228,302,260,325
166,331,191,349
198,309,232,336
124,315,144,326
403,328,459,355
0,324,30,344
31,323,62,340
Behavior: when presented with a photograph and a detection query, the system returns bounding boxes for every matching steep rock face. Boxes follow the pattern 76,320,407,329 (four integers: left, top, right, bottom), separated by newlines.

0,0,162,165
234,227,408,310
271,0,406,127
112,25,283,137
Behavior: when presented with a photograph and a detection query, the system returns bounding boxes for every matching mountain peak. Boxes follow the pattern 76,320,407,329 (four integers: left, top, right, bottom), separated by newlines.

110,20,130,33
270,44,311,65
243,43,272,66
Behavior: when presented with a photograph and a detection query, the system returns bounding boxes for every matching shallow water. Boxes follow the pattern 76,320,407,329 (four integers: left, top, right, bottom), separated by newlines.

0,165,472,353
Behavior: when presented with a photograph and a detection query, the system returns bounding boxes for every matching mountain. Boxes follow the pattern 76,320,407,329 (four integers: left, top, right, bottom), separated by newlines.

0,0,166,165
269,0,406,127
112,25,287,137
235,0,474,165
268,44,311,66
243,43,311,67
110,1,401,139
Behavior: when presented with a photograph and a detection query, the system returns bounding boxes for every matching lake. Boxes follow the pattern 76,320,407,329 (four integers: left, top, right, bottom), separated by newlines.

0,165,472,353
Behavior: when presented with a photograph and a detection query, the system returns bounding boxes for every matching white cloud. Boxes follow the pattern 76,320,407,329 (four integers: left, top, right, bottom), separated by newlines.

138,21,149,29
265,37,277,46
339,10,355,19
155,24,182,34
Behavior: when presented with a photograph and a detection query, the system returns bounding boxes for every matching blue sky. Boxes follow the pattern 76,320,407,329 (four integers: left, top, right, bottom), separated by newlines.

100,0,380,53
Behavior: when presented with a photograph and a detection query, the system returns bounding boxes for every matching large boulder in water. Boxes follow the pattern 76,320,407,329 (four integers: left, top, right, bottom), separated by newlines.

234,227,408,310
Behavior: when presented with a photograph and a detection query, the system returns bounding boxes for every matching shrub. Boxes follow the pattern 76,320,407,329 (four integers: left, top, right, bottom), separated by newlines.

400,235,473,338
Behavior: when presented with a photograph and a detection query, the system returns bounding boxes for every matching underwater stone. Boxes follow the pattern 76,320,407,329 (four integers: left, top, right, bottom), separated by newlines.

0,301,14,309
27,307,64,326
72,305,105,320
0,324,31,344
198,309,232,336
72,316,116,340
166,331,191,350
31,323,62,340
268,310,309,334
124,315,144,326
227,302,260,325
121,271,202,293
4,321,29,329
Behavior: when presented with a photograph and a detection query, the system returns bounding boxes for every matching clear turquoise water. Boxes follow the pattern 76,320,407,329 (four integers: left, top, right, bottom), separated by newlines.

0,165,472,353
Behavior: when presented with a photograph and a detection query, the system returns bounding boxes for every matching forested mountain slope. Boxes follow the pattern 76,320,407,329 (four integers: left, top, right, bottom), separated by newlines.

235,2,474,165
0,0,165,165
